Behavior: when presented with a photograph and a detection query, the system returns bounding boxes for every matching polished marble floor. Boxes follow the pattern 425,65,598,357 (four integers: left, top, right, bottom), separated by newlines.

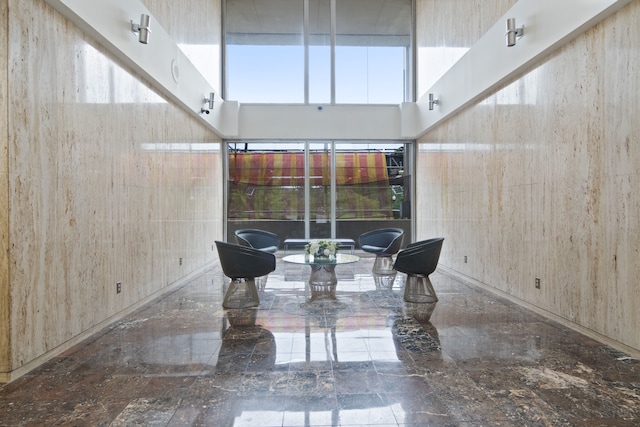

1,254,640,426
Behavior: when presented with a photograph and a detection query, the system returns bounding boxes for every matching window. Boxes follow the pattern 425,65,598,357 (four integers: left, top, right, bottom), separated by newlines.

224,0,413,104
226,141,412,242
335,0,412,104
225,0,304,103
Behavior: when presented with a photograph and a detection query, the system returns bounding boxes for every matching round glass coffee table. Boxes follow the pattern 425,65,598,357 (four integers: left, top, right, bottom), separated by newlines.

283,253,360,301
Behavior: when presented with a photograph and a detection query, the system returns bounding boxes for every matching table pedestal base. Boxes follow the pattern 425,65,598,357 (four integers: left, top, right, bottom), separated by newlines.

283,253,360,303
308,264,338,301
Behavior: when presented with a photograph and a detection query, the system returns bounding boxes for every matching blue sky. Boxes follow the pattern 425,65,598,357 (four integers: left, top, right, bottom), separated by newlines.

227,44,406,104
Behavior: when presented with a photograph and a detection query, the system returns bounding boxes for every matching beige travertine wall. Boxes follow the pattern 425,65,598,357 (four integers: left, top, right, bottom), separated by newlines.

416,0,517,99
143,0,222,92
416,0,640,353
1,0,9,375
1,0,223,380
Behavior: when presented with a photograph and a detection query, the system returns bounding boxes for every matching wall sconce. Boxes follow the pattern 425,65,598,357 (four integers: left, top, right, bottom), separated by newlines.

428,93,439,110
131,14,151,44
505,18,524,47
204,92,215,110
201,92,215,114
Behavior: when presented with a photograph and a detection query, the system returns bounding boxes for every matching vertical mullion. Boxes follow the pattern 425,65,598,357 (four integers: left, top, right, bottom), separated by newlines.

304,140,310,239
409,0,416,102
330,141,336,238
304,0,309,104
330,0,336,104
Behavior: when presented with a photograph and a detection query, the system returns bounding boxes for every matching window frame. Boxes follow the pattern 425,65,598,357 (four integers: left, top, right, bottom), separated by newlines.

223,0,415,105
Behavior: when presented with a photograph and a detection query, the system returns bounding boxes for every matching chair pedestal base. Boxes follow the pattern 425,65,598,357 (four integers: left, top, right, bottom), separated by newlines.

403,274,438,321
372,255,398,290
223,278,260,309
403,274,438,303
372,254,396,276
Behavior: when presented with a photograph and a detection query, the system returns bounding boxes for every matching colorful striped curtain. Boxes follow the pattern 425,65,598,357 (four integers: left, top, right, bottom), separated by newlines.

228,152,392,220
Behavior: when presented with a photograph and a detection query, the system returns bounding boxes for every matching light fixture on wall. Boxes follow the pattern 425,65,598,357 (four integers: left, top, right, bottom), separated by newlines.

204,92,215,110
428,93,439,110
201,92,215,114
131,14,151,44
505,18,524,47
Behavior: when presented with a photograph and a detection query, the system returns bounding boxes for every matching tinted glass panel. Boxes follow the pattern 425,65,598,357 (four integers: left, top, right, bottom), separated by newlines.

335,0,411,103
225,0,412,104
308,0,331,104
226,0,304,102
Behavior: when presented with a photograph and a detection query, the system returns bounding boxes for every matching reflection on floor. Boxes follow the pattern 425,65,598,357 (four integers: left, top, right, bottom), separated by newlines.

2,254,640,426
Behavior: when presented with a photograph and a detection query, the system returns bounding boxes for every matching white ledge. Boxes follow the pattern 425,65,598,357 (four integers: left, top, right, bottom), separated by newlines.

44,0,632,141
44,0,238,138
405,0,633,138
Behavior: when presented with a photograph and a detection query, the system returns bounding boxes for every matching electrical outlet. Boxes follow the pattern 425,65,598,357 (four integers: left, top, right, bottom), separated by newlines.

464,255,467,263
179,257,183,266
116,281,122,294
535,278,540,289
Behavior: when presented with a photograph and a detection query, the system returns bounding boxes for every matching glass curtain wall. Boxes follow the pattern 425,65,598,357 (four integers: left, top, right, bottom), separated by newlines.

309,0,332,104
226,141,412,243
225,0,305,103
308,142,333,236
224,0,413,104
335,0,412,104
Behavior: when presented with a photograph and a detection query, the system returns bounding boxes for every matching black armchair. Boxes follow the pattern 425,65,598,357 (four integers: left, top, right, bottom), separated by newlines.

359,228,405,255
215,241,276,309
393,237,444,321
234,229,279,289
234,229,279,253
395,238,444,278
359,228,405,286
